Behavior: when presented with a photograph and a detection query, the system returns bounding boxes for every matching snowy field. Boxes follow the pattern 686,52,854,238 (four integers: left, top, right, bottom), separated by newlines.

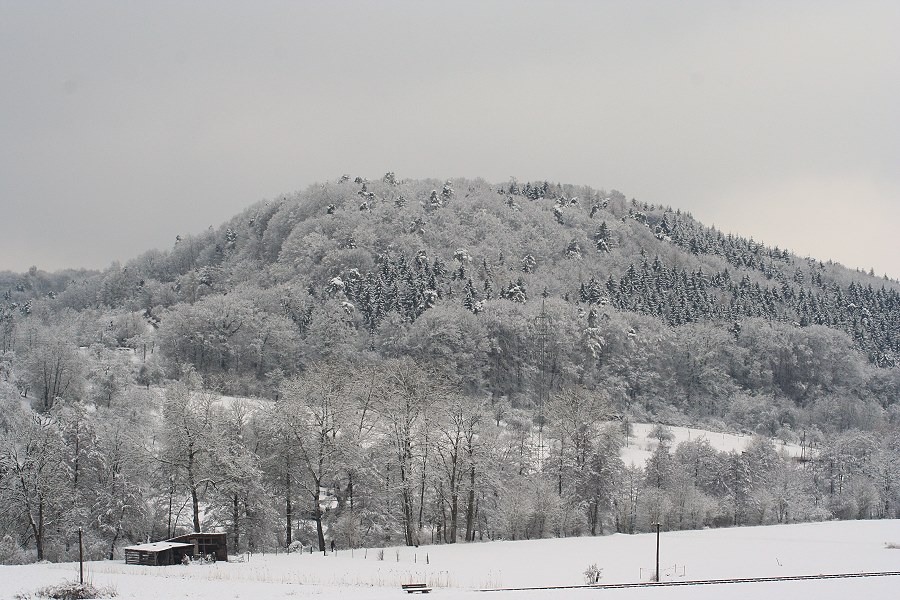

3,520,898,600
621,422,804,466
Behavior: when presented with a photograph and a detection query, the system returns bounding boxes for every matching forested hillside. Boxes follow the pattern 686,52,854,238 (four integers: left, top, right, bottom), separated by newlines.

1,175,898,563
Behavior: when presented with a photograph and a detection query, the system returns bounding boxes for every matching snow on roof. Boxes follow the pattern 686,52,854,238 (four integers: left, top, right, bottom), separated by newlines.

124,541,193,552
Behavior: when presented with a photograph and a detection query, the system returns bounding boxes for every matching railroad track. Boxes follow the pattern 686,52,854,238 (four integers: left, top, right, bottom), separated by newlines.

477,571,900,592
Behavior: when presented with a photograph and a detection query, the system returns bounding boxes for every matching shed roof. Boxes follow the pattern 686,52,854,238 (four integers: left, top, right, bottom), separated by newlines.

124,541,193,553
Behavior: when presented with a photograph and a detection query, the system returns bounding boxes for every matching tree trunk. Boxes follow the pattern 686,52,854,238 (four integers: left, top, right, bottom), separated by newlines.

285,467,293,546
557,434,564,496
191,484,201,532
464,464,476,542
417,444,428,544
187,441,201,532
448,459,459,543
34,495,45,562
450,492,459,543
399,452,415,546
109,522,120,560
167,476,175,538
402,484,415,547
72,420,80,498
314,483,326,551
232,493,240,553
439,482,448,543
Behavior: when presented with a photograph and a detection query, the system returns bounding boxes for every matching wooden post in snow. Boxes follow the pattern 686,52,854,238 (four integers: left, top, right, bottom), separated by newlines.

78,528,84,584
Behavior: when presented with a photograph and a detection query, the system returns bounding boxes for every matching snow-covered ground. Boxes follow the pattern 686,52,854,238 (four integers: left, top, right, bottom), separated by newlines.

214,394,270,411
3,520,898,600
621,422,804,466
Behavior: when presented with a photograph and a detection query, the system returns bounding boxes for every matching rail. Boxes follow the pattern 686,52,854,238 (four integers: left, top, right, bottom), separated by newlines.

477,571,900,592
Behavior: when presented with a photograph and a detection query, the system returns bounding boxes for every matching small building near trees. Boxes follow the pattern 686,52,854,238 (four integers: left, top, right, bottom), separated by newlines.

124,541,193,566
124,532,228,566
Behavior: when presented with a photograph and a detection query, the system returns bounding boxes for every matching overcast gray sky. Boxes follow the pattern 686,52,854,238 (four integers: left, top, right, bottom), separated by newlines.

2,1,898,278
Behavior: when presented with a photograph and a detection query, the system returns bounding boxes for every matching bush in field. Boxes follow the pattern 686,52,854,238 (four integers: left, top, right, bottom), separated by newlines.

583,563,603,584
17,581,117,600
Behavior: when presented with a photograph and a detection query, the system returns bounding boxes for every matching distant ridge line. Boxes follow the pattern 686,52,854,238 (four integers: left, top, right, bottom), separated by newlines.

477,570,900,592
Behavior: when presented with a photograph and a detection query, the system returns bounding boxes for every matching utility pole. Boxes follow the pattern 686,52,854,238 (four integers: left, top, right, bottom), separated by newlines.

654,522,661,582
78,527,84,584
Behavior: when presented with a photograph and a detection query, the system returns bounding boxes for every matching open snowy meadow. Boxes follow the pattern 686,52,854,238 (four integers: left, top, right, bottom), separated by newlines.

3,520,898,600
620,422,804,466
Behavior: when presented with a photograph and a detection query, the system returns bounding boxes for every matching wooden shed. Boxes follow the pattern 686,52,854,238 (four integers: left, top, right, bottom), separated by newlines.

124,541,193,566
167,532,228,562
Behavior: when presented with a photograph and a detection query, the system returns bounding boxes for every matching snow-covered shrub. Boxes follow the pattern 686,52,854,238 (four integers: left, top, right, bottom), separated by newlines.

0,534,31,565
583,563,603,584
32,581,116,599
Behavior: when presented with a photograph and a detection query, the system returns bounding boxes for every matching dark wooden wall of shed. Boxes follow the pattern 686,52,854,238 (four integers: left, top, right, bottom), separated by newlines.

169,533,228,561
125,548,184,566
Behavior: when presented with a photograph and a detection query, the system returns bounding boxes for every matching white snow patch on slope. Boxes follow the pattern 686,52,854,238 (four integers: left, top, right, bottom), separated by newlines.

621,422,804,466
